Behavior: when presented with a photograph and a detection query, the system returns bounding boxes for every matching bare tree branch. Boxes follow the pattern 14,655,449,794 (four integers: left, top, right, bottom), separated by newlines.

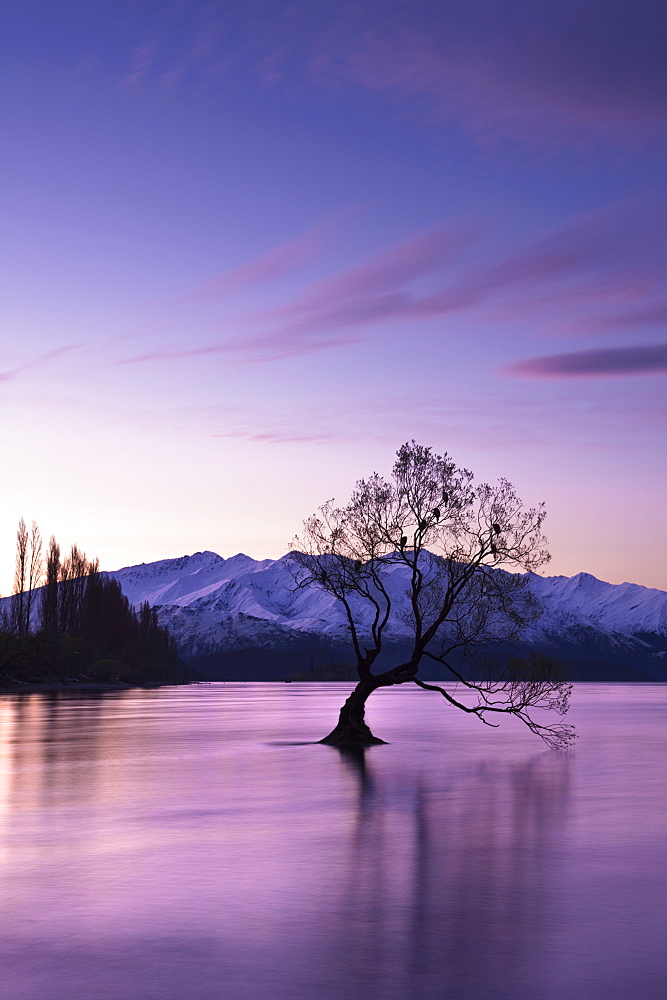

291,441,575,748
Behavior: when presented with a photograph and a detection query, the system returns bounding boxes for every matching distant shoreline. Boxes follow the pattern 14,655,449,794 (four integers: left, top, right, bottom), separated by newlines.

0,679,188,696
2,678,663,696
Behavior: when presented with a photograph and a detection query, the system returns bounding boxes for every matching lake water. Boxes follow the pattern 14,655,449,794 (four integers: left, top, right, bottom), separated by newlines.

0,683,665,1000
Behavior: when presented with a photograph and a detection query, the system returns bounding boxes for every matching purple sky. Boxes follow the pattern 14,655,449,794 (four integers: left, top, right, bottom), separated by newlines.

2,0,666,591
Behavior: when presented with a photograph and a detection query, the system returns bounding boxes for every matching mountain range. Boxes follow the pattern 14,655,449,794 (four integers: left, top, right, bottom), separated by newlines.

105,551,667,682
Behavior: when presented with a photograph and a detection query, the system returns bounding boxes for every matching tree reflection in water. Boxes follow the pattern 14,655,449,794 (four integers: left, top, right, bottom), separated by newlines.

0,685,665,1000
328,744,572,1000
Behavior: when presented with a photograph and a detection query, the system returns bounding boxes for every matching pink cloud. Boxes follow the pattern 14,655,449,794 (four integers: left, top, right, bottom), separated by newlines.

192,218,337,300
506,343,667,378
314,1,667,149
122,42,159,88
493,275,660,326
247,202,667,353
248,225,478,348
118,3,667,150
569,300,667,334
155,22,231,91
118,331,363,366
120,225,473,364
120,16,237,92
438,201,667,305
211,429,353,445
294,227,474,305
119,200,667,365
0,345,80,382
117,346,224,366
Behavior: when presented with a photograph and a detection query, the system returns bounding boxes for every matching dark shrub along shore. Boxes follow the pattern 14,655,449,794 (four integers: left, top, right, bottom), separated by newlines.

1,522,188,692
0,630,191,693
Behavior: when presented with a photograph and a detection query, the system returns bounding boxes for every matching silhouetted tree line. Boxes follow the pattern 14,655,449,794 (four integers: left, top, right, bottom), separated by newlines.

1,519,183,686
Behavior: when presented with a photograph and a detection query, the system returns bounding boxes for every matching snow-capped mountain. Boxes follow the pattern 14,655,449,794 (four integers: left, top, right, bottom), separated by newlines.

105,551,667,681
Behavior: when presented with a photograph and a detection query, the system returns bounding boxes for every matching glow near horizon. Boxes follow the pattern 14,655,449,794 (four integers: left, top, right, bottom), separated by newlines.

1,0,665,594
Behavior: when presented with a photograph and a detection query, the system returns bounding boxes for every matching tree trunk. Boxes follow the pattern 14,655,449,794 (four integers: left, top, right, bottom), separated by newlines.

319,679,386,746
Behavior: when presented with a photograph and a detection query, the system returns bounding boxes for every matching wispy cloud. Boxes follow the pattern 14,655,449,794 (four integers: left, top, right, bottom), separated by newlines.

241,225,478,355
204,384,664,453
118,199,667,366
506,343,667,378
117,345,227,366
569,300,667,334
118,331,363,366
121,41,160,88
294,227,472,304
313,0,667,149
119,224,473,364
0,345,80,382
244,201,667,356
192,218,337,300
121,16,234,92
118,2,667,151
211,428,354,445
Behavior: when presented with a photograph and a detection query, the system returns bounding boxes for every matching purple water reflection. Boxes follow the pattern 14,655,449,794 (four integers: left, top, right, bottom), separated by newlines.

0,683,665,999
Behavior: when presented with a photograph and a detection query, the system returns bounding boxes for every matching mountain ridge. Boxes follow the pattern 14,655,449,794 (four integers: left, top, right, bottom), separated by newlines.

103,551,667,682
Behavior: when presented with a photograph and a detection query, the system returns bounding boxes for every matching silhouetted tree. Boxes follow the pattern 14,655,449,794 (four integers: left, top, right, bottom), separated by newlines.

40,535,61,634
24,521,43,634
11,518,29,636
10,518,42,636
2,525,180,683
57,544,98,637
291,442,574,749
77,572,179,673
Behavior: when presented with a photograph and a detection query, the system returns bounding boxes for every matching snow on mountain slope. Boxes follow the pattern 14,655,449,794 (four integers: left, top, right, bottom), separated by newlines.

2,549,663,675
108,552,370,655
110,551,275,608
527,572,667,636
106,551,667,667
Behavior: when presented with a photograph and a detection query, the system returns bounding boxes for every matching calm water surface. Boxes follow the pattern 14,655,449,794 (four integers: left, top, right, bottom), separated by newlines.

0,682,665,1000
